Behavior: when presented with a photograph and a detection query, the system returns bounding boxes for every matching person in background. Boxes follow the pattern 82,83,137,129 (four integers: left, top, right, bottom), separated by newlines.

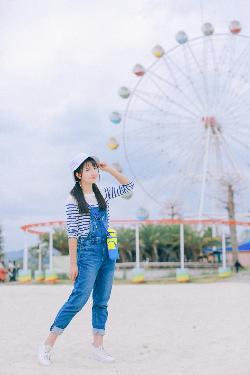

0,259,8,282
234,260,244,273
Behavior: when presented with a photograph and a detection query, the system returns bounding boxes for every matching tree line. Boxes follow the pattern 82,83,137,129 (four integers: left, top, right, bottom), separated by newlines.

38,225,223,262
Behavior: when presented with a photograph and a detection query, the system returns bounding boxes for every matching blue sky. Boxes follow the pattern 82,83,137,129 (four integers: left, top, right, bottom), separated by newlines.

1,0,250,251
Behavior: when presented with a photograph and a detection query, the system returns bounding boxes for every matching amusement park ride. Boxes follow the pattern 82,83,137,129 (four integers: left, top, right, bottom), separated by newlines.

19,20,250,283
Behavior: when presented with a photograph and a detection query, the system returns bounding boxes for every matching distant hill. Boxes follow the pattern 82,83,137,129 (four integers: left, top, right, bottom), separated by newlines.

4,249,24,261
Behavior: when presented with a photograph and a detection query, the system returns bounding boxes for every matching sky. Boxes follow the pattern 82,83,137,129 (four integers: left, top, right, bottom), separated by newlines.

1,0,250,252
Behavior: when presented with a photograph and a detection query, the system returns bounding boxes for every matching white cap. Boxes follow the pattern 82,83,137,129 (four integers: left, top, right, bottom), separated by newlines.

70,152,94,172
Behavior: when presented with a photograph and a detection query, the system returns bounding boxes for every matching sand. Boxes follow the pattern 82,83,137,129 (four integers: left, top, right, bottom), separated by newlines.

1,278,250,375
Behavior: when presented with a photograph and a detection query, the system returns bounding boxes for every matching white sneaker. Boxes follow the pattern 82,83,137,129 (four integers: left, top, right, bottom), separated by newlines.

38,343,53,366
90,344,115,363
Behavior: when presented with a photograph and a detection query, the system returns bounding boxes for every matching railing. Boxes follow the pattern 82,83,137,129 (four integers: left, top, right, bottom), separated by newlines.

116,262,220,269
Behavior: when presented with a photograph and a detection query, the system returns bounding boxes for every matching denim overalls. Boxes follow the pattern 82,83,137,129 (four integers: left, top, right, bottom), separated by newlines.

50,205,116,336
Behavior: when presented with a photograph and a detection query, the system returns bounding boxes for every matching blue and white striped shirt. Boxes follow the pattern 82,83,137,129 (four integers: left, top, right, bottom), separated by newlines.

65,180,134,238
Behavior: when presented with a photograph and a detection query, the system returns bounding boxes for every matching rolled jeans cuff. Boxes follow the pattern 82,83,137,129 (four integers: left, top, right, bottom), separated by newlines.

50,325,64,335
93,328,105,336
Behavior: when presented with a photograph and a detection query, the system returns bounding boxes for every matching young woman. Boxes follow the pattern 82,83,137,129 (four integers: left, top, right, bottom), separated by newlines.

38,152,134,365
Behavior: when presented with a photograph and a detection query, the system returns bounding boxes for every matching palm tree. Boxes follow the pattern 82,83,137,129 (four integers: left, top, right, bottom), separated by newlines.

184,226,222,261
140,224,167,262
40,228,68,255
116,227,135,262
139,224,220,262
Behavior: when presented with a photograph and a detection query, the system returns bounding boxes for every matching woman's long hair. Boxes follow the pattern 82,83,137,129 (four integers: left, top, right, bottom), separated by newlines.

70,157,107,214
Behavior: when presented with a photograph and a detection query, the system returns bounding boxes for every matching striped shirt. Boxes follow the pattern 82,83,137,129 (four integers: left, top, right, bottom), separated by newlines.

65,180,134,238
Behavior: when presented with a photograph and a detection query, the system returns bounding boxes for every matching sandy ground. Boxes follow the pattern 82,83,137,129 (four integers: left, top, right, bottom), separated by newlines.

1,277,250,375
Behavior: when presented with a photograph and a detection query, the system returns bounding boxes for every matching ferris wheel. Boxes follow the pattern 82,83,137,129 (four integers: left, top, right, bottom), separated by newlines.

109,20,250,221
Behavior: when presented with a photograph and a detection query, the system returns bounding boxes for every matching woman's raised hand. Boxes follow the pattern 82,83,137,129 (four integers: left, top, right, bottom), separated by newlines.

98,162,112,173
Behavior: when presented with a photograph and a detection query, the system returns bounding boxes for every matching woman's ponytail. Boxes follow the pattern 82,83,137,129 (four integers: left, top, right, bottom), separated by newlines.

70,181,89,214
